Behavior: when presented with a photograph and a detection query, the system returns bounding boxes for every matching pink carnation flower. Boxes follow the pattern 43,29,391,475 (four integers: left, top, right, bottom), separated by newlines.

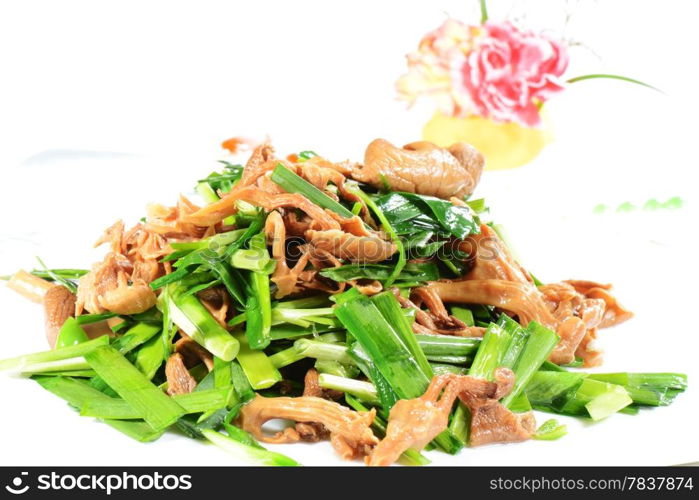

397,19,569,127
458,21,569,127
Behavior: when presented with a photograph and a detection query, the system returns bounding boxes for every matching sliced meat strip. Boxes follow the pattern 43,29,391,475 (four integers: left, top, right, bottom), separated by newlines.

238,394,378,460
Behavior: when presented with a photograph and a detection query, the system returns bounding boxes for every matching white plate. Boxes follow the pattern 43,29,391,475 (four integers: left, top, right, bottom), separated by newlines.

0,151,697,466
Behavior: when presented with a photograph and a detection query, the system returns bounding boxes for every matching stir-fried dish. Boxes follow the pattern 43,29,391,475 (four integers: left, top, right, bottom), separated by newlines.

0,139,687,466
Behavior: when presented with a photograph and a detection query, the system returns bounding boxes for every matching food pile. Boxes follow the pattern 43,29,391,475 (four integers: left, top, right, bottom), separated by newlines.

1,139,687,466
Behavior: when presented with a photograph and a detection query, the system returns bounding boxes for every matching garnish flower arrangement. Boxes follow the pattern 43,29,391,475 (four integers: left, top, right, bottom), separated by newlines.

397,2,653,169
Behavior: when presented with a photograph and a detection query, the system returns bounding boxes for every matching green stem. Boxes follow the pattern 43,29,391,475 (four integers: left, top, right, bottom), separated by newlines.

270,164,355,218
335,295,430,401
81,388,229,419
245,272,273,350
233,332,281,390
318,373,379,404
0,336,109,372
415,334,480,358
349,186,405,286
500,321,559,409
567,73,662,93
84,346,186,431
169,288,240,361
370,292,433,378
479,0,488,23
202,429,300,466
294,339,354,365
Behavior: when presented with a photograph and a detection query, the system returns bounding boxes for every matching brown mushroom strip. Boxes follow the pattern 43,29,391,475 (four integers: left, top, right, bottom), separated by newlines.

411,286,484,337
145,195,208,239
464,368,536,447
565,280,633,328
76,253,157,315
302,247,381,295
184,186,341,229
368,368,532,466
43,285,77,348
461,224,533,284
575,327,602,367
352,139,484,199
294,369,342,442
305,229,396,264
97,220,172,264
425,279,598,364
197,286,230,329
238,394,378,460
265,211,299,298
238,143,279,187
367,374,489,466
165,353,197,396
282,211,312,237
539,282,608,365
426,279,558,328
174,334,214,372
327,211,372,237
426,278,626,365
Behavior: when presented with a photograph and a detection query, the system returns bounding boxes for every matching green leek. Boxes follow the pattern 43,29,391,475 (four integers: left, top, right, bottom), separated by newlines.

84,346,185,431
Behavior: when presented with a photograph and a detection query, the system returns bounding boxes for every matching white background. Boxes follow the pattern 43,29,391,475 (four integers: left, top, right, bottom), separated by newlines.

0,0,697,466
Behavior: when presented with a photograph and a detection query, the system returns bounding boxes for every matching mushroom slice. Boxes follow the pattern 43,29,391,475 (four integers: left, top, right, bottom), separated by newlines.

165,353,197,396
352,138,484,199
305,229,396,264
238,394,378,460
368,369,534,466
43,285,77,348
75,253,157,315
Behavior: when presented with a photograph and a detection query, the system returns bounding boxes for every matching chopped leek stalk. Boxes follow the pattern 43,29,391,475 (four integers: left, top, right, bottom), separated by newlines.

294,339,353,365
335,295,430,401
270,164,355,218
202,429,300,466
533,419,567,441
54,317,90,348
84,346,185,431
80,388,229,419
111,322,161,355
233,332,281,390
0,336,109,373
318,373,379,404
168,288,239,361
